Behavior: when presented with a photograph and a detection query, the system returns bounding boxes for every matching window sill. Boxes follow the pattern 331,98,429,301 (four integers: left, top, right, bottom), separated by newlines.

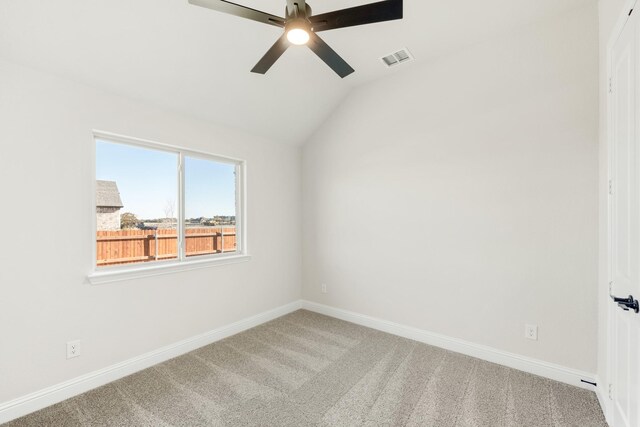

87,254,251,285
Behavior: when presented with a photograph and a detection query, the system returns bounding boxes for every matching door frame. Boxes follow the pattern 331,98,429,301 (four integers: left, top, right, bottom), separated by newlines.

606,1,639,424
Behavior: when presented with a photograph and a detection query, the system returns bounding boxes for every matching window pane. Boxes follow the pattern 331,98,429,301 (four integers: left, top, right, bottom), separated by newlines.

96,140,178,267
184,156,237,258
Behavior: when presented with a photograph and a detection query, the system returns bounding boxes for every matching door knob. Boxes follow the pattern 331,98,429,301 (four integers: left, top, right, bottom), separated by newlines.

611,294,640,313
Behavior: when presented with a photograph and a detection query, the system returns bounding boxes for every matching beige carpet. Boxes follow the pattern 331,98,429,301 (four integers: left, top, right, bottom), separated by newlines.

4,310,606,426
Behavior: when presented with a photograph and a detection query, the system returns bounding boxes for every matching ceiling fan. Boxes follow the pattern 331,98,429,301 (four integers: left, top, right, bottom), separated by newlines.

188,0,403,78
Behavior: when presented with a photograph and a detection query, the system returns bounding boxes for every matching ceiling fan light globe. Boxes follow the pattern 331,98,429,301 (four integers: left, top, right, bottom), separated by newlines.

287,28,310,45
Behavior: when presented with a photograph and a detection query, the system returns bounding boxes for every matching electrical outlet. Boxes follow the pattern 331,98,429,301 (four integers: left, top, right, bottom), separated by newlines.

67,340,81,359
321,283,327,294
525,324,538,341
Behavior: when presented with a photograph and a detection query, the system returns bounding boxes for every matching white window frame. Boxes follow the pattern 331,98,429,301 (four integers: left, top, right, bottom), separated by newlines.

88,130,249,285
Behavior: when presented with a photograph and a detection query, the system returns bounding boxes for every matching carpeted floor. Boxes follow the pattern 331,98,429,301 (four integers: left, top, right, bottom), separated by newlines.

4,310,606,426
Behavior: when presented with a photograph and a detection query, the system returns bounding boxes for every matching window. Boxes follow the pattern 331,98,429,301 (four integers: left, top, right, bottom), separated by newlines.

90,132,247,283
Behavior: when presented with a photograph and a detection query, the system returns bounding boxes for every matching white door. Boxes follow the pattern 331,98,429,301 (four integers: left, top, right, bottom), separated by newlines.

610,5,640,426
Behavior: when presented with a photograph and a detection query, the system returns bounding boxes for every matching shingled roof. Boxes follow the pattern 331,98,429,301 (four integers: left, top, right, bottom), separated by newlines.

96,180,124,208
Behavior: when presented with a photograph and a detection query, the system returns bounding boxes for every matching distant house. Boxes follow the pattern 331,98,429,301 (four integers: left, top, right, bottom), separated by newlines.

96,180,124,231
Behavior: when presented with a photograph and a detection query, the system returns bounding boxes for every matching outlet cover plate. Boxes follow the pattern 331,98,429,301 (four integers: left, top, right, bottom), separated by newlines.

67,340,81,359
525,324,538,341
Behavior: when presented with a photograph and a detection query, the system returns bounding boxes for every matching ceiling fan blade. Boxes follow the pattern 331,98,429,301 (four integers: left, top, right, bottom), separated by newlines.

286,0,307,18
189,0,285,27
307,32,354,78
251,34,290,74
309,0,402,32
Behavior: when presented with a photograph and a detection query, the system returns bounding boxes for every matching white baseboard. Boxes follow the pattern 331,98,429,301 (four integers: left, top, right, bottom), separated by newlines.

301,300,598,391
0,300,303,425
0,300,605,425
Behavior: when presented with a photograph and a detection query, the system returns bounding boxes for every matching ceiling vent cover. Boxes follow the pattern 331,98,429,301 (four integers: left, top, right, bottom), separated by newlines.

381,48,414,67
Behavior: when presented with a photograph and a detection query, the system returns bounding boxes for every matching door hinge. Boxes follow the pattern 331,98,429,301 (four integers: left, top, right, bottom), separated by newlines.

609,383,613,399
609,179,613,195
609,78,613,94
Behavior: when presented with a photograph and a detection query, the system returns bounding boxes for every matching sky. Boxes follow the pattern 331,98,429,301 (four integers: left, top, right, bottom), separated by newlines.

96,140,236,219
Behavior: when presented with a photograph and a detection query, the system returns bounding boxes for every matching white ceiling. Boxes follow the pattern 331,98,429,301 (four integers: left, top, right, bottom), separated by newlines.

0,0,590,145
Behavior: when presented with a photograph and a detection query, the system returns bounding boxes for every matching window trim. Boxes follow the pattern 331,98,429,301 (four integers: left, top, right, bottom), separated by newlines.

88,130,249,285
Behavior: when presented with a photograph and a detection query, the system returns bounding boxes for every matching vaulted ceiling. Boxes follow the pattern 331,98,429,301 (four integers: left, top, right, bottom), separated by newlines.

0,0,589,145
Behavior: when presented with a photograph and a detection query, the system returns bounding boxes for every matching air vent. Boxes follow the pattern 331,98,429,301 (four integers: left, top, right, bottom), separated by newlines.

381,48,414,67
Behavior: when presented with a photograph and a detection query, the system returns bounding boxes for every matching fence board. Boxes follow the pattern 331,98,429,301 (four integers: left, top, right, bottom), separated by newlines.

96,227,236,266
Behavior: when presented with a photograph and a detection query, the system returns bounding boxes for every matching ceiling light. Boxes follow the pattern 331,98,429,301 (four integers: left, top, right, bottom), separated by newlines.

287,28,310,45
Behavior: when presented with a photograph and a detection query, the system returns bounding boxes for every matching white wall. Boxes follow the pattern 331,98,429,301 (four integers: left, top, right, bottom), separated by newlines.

302,4,599,373
0,60,301,403
597,0,630,407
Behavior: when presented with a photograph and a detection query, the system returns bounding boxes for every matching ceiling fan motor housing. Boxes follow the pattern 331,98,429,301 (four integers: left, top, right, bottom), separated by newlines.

286,17,311,35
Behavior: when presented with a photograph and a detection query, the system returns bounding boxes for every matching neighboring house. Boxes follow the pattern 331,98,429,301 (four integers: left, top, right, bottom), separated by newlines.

96,180,124,231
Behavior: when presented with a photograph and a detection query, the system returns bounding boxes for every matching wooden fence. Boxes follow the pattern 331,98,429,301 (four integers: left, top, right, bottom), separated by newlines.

96,227,236,266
